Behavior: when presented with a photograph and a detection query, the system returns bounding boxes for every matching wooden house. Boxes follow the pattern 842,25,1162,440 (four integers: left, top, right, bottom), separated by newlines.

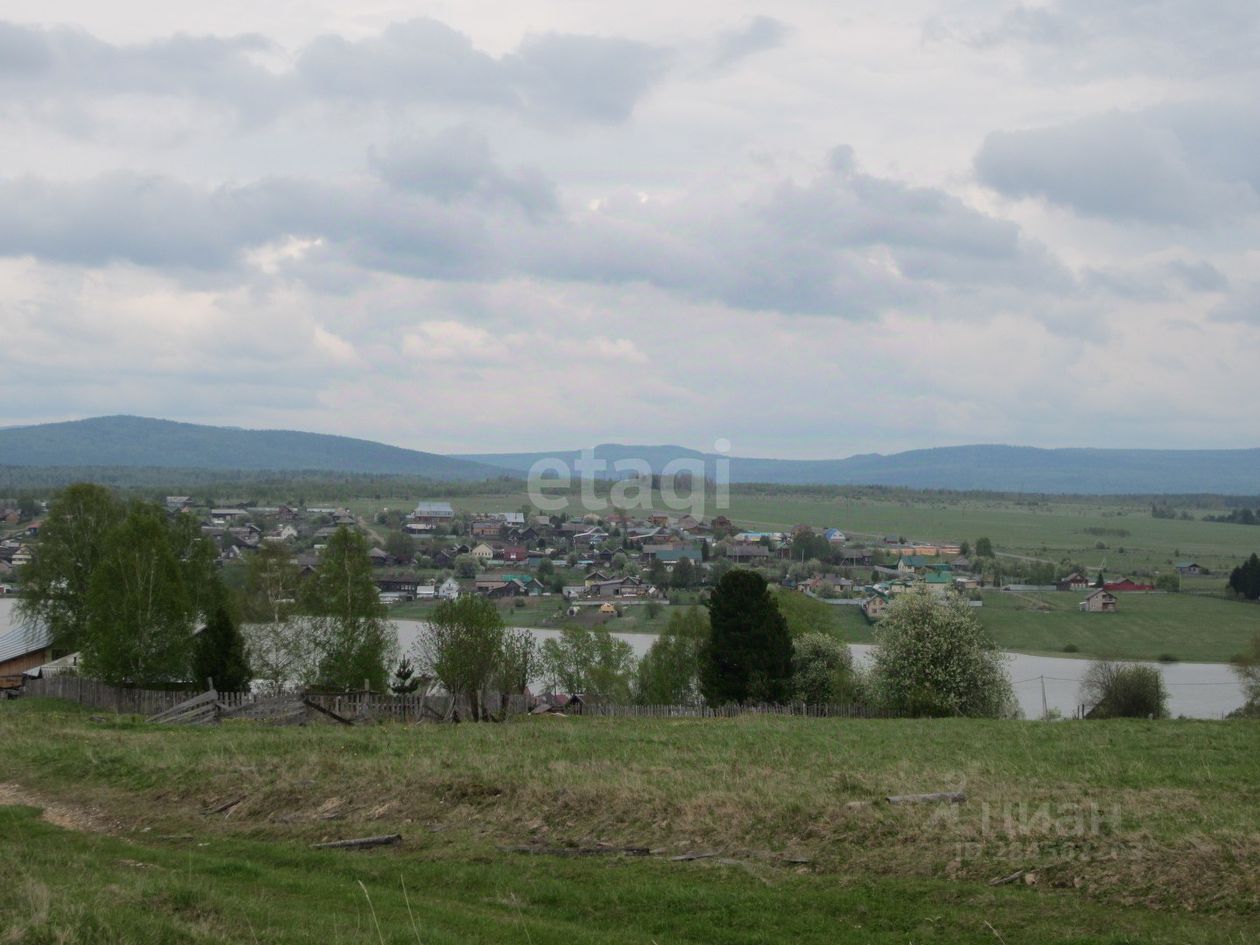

1079,589,1118,613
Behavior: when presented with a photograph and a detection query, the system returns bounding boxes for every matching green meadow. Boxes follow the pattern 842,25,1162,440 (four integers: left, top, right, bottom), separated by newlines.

1,699,1258,944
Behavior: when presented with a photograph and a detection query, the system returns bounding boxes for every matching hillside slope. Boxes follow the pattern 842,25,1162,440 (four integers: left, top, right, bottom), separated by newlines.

0,416,503,480
459,443,1260,494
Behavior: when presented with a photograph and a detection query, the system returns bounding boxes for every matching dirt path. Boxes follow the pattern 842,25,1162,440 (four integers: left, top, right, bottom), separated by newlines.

357,515,386,547
0,782,114,833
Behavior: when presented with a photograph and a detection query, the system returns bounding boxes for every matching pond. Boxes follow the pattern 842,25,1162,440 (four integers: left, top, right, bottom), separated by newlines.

3,601,1246,719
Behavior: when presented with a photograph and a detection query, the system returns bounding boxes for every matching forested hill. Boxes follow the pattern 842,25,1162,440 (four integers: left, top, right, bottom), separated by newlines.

0,416,503,481
458,443,1260,495
2,418,1257,493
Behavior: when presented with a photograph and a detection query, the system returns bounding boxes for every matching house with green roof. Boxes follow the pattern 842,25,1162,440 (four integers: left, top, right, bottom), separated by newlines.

896,555,929,573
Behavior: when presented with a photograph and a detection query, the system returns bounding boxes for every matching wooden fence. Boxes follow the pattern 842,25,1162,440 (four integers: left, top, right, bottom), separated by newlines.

23,675,258,716
21,675,895,722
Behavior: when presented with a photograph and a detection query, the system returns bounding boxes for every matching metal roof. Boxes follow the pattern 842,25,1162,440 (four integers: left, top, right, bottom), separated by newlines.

0,614,53,664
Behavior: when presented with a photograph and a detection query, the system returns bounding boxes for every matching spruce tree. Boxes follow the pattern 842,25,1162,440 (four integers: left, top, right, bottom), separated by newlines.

700,569,792,705
193,596,252,692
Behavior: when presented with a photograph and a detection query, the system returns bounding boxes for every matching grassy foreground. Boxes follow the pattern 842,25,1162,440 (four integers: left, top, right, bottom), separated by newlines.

1,700,1257,944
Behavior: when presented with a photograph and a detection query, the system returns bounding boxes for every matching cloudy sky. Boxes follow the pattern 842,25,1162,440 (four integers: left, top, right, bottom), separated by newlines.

1,1,1258,458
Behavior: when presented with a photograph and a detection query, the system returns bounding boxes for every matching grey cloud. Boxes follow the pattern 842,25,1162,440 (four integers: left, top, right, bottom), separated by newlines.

0,22,284,120
1080,260,1232,301
0,18,670,126
1165,259,1229,293
537,150,1069,316
710,16,788,69
975,109,1260,225
508,33,671,122
1209,284,1260,325
937,0,1260,79
368,128,558,219
0,145,1070,319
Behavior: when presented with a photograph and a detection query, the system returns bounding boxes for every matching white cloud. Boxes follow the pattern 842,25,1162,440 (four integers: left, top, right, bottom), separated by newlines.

0,3,1257,453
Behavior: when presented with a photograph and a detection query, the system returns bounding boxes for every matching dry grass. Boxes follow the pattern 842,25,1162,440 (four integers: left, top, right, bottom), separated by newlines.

3,699,1258,920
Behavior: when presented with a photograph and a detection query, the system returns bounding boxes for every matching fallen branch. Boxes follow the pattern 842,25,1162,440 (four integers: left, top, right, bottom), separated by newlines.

312,834,402,851
500,845,650,858
885,791,966,805
203,796,246,815
988,869,1026,886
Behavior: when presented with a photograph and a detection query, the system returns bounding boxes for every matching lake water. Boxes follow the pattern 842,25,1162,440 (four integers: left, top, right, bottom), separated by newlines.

3,601,1245,719
394,619,1248,720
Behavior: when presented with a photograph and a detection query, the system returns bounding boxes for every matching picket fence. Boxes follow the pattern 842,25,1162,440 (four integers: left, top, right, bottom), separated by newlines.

21,675,895,722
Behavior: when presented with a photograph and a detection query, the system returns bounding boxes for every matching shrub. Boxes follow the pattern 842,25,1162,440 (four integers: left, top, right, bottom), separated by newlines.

1157,653,1178,663
870,586,1018,718
1062,643,1079,653
790,633,864,705
1080,660,1169,719
1231,635,1260,717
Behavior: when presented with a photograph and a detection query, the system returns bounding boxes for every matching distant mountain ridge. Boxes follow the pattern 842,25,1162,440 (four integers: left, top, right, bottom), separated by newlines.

0,416,503,481
0,417,1257,494
456,443,1260,495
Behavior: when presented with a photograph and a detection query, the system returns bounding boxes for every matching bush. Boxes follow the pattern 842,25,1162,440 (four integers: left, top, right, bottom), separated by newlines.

790,633,863,705
1231,635,1260,717
869,587,1018,718
1157,653,1178,663
1080,660,1169,719
1062,643,1079,653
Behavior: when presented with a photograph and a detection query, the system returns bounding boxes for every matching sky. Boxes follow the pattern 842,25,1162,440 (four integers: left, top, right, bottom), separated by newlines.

1,0,1258,458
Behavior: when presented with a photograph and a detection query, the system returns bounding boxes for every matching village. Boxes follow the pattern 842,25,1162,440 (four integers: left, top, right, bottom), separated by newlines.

0,493,1182,619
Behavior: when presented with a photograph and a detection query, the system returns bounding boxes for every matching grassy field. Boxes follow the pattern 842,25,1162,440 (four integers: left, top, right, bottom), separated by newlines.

1,699,1257,944
773,590,1260,663
976,591,1260,662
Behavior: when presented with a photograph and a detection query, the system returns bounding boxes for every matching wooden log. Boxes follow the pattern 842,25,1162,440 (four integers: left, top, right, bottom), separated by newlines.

204,796,246,815
885,791,966,805
311,834,402,850
988,869,1026,886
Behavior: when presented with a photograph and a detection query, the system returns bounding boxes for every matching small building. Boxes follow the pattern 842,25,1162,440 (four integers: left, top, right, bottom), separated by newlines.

437,577,462,600
1056,571,1091,592
727,544,771,564
471,543,495,561
838,551,873,568
411,501,455,526
1103,579,1155,592
896,555,929,574
1079,589,1118,613
861,594,888,621
0,623,55,689
1175,561,1205,576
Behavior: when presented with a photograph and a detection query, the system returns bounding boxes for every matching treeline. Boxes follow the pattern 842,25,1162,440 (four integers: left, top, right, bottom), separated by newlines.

18,484,397,692
1228,554,1260,601
19,484,249,689
0,466,525,499
1205,508,1260,526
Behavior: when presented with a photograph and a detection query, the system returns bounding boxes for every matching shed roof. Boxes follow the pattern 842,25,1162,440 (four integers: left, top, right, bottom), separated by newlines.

0,618,53,664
